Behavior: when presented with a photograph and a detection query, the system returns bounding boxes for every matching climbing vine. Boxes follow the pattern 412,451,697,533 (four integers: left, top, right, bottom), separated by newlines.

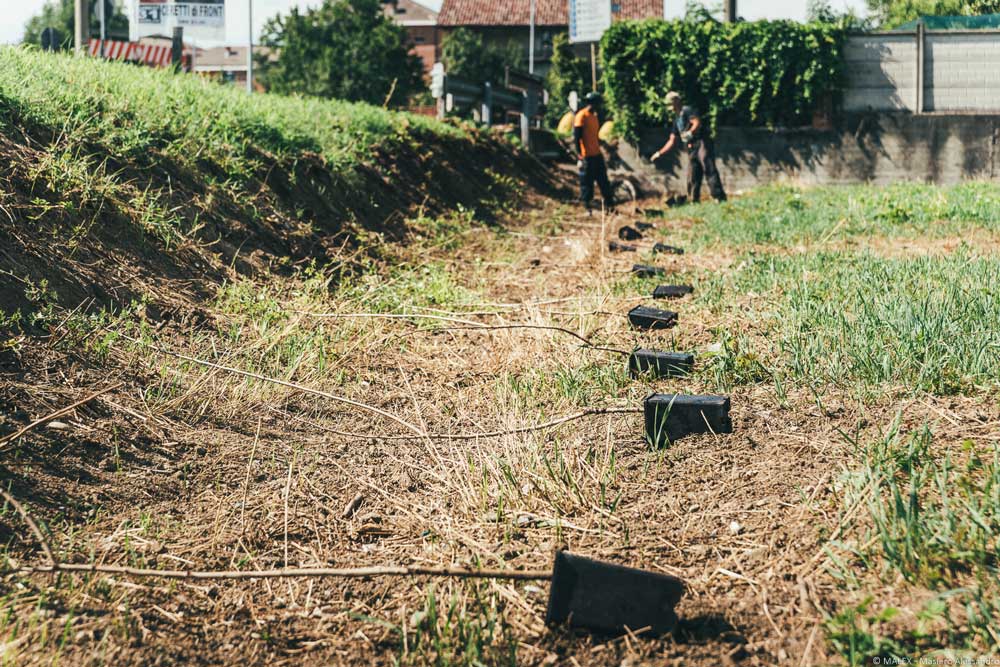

601,17,848,140
544,33,594,126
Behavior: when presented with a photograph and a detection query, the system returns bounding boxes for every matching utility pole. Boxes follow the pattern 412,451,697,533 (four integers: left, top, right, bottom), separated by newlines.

98,0,106,57
247,0,254,93
724,0,737,22
528,0,536,74
590,43,597,91
74,0,89,54
171,27,183,70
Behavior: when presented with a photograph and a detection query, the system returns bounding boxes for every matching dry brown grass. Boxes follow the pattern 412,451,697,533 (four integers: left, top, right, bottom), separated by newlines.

3,187,997,666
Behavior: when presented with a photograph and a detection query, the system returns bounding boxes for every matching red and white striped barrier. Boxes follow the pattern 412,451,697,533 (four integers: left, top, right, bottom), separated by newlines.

88,39,189,68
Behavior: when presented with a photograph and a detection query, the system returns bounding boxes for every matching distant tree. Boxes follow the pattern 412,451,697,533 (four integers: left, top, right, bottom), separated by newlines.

440,28,523,84
23,0,128,50
866,0,1000,27
807,0,871,27
257,0,425,106
544,33,592,126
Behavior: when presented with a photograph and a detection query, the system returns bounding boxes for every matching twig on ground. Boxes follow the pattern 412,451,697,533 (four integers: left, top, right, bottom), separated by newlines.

0,382,124,450
437,325,627,354
283,454,295,568
270,405,642,442
302,312,482,326
240,418,262,539
0,487,56,565
342,493,364,519
298,312,630,356
11,562,553,581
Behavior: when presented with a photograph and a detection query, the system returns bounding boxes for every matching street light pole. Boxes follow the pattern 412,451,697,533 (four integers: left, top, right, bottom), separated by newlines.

98,0,106,57
247,0,254,93
528,0,536,74
74,0,89,54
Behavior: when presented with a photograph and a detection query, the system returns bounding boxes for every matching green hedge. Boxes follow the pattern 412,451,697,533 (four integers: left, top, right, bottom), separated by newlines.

601,18,847,140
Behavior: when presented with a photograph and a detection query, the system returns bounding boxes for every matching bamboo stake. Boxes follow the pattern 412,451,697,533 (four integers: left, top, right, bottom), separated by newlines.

10,562,553,582
273,405,642,442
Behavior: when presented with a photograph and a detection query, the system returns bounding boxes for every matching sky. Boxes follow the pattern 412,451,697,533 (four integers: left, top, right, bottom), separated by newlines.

2,0,869,46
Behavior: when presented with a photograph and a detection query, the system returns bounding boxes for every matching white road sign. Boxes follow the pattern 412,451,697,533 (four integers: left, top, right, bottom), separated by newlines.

131,0,227,41
568,0,612,43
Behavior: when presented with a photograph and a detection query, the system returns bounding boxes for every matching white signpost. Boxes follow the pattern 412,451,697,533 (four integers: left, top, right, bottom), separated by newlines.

568,0,611,44
568,0,611,91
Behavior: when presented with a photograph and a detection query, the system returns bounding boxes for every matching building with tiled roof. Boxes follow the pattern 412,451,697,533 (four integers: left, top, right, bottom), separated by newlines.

437,0,664,73
439,0,664,27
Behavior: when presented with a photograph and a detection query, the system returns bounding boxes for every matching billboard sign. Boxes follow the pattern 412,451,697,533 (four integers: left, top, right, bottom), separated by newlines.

568,0,611,43
131,0,226,41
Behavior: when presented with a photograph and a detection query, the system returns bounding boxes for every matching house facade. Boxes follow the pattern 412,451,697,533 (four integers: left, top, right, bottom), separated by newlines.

383,0,440,76
437,0,666,74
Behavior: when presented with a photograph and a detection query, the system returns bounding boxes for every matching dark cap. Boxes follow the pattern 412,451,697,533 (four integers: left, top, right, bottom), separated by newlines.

584,92,602,106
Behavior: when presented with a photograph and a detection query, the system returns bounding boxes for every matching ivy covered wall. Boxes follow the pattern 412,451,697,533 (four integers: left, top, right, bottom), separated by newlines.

601,18,848,139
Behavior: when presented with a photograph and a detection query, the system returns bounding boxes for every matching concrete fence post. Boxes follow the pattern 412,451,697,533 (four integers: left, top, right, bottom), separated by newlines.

482,82,493,127
520,92,530,149
916,21,925,113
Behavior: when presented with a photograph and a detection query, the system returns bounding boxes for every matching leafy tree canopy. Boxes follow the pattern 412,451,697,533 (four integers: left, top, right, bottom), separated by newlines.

807,0,871,27
865,0,1000,28
440,28,523,84
258,0,425,106
23,0,128,50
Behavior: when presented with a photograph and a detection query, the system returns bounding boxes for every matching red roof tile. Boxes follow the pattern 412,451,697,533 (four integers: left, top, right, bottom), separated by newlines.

439,0,663,27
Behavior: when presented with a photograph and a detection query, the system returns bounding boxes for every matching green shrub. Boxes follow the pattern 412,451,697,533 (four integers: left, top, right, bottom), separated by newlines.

257,0,425,106
601,17,847,139
441,28,523,85
544,33,593,127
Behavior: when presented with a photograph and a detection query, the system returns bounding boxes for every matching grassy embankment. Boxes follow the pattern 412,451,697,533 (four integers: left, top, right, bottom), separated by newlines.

0,46,530,319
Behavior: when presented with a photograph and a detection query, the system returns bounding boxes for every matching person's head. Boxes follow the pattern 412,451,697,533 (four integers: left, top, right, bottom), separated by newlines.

665,91,683,114
583,92,602,110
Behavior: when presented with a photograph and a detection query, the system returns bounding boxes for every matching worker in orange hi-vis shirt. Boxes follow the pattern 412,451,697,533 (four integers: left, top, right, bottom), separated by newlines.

573,92,615,213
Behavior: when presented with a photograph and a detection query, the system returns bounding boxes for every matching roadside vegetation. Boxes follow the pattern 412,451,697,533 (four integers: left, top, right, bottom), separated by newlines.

2,51,999,666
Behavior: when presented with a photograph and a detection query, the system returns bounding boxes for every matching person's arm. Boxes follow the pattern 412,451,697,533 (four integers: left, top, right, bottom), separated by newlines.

686,116,701,139
651,134,677,161
572,125,584,160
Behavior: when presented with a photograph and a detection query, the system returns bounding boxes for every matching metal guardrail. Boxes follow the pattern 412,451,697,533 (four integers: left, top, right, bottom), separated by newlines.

430,63,542,149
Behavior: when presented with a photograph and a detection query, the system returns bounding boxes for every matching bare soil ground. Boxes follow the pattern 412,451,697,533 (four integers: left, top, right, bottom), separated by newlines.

2,181,997,666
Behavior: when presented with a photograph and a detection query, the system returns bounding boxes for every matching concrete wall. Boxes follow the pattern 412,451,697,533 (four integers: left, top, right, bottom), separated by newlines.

844,30,1000,112
843,35,917,112
925,33,1000,111
612,113,1000,194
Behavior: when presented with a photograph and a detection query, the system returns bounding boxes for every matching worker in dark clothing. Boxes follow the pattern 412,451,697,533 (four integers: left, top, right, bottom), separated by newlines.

573,92,615,212
650,91,726,203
